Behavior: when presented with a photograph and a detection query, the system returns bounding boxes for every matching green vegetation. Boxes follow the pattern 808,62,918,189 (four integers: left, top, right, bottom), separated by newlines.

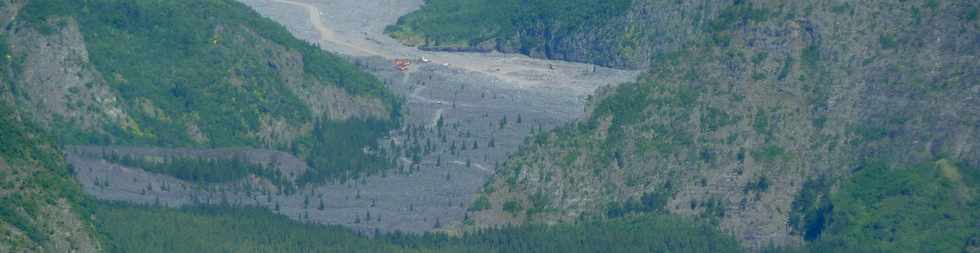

777,56,795,80
743,176,770,194
701,107,737,132
9,0,979,251
94,202,742,253
468,195,492,212
296,119,395,185
0,196,49,244
93,203,424,253
704,3,770,33
0,102,95,249
385,0,520,47
752,52,769,65
386,0,631,49
393,0,980,251
966,7,978,21
0,34,9,72
606,187,673,218
8,71,741,253
830,3,854,15
18,0,401,182
800,45,821,70
787,176,832,241
526,191,552,215
752,145,785,162
0,106,57,247
782,160,979,253
389,213,742,253
879,34,899,49
855,126,888,142
502,199,523,215
588,75,700,160
704,3,770,48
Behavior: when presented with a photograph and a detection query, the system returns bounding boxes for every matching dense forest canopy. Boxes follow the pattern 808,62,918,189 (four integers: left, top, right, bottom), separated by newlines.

93,202,742,253
386,0,631,50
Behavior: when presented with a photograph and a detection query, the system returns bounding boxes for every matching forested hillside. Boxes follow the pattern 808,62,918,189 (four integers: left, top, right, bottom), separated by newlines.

6,0,401,183
93,202,740,253
0,103,100,252
792,160,980,252
392,0,980,251
386,0,638,68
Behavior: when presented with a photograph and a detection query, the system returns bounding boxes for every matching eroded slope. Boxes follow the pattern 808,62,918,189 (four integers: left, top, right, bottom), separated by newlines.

9,0,401,184
458,0,980,250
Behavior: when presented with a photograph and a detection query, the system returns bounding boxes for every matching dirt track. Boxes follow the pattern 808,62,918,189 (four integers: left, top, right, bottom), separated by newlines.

247,0,638,94
268,0,381,56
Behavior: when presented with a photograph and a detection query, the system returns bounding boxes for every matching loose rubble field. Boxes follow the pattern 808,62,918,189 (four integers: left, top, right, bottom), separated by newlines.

72,0,639,233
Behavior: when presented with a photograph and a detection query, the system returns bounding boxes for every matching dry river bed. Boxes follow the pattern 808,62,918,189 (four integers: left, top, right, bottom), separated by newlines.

71,0,640,234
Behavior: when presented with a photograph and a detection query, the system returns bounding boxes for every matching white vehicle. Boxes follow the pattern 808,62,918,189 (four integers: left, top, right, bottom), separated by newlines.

420,57,431,63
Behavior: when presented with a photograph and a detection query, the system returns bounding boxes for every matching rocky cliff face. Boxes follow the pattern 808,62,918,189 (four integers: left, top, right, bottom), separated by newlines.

388,0,733,69
492,0,717,69
6,0,395,146
466,0,979,249
8,15,136,138
0,2,101,252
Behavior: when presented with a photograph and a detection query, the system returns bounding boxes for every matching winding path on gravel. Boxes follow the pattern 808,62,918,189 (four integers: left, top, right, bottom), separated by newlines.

450,160,492,173
268,0,517,84
408,86,449,105
263,0,639,94
269,0,382,57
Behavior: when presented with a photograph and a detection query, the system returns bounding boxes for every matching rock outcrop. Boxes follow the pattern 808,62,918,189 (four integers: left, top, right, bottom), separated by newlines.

461,0,979,249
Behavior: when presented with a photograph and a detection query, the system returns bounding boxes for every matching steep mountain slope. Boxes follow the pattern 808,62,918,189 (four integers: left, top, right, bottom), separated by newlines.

0,2,100,251
389,0,980,250
5,0,401,184
0,101,100,252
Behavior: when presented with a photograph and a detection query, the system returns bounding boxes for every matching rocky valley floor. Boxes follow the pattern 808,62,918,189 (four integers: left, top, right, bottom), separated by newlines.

70,0,639,234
